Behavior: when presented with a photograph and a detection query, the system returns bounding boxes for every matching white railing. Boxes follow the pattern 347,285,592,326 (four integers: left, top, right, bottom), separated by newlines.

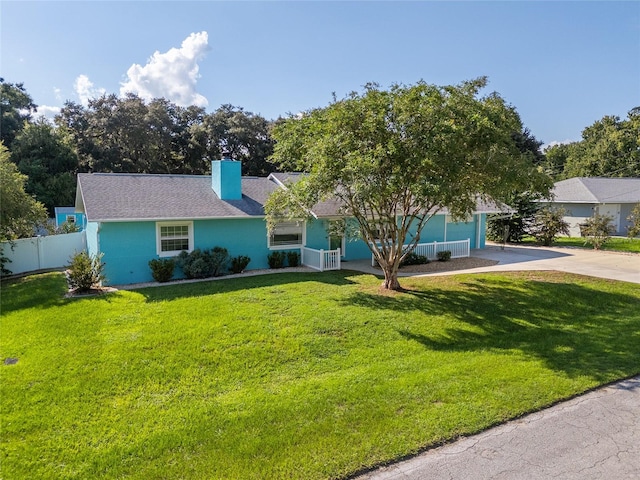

302,247,341,272
371,239,470,266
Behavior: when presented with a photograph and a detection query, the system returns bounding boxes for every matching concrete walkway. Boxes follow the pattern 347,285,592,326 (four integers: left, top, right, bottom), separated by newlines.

356,376,640,480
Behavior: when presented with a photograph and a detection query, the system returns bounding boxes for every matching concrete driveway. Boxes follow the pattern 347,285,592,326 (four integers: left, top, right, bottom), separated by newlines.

428,244,640,284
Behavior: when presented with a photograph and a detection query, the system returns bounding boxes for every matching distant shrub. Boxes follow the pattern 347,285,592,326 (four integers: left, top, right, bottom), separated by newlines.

148,258,176,282
230,255,251,274
56,221,80,234
527,206,570,246
267,251,286,269
67,251,105,292
401,251,429,266
581,214,614,250
437,250,452,262
177,247,230,279
286,250,300,267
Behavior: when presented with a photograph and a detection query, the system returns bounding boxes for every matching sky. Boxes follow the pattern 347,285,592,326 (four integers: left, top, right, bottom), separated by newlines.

1,1,639,149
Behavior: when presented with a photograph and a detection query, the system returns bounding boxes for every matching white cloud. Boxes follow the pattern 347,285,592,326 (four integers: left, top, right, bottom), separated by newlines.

119,31,210,107
54,87,62,101
31,105,61,123
74,74,106,106
542,139,577,152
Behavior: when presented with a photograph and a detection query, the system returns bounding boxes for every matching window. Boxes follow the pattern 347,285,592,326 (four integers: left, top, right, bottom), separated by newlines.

156,222,193,257
269,221,304,248
66,215,76,224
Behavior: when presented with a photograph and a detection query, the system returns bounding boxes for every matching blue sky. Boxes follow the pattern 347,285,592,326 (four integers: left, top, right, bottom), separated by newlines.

2,1,639,148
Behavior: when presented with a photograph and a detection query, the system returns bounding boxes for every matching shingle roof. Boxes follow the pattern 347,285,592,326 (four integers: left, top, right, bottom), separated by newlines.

552,177,640,204
77,171,510,223
76,173,279,222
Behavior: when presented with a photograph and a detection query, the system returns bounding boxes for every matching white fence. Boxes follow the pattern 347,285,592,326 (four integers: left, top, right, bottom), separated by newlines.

1,232,86,275
372,239,470,266
301,247,341,272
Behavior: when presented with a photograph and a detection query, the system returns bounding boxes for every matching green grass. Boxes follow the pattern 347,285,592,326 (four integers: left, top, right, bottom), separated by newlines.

2,270,640,479
520,235,640,253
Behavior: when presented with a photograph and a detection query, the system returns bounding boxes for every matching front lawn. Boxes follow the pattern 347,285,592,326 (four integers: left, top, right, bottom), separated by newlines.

2,271,639,479
520,235,640,253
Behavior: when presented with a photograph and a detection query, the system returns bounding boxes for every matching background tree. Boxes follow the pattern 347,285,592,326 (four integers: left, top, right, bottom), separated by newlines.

544,108,640,180
486,128,552,243
266,78,549,290
10,119,79,215
204,104,275,176
0,143,49,241
0,79,37,148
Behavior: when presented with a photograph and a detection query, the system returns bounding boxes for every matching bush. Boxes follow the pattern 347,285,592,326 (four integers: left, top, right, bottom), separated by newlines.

148,258,176,282
177,247,230,279
581,214,614,250
527,206,570,246
230,255,251,274
627,203,640,238
437,250,452,262
67,251,105,292
267,251,286,269
286,250,300,267
401,251,429,266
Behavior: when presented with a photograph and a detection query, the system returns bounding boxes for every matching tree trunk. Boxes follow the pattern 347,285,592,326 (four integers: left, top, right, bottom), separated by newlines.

381,264,402,291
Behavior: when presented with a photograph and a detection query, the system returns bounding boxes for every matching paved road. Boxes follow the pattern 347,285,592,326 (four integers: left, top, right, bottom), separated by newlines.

356,376,640,480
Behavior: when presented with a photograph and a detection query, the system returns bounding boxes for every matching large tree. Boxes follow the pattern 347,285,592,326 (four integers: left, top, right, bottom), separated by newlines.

10,119,78,215
265,78,548,290
0,143,49,241
0,79,37,148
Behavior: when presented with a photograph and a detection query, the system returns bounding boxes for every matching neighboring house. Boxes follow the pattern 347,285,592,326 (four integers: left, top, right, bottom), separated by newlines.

54,207,86,231
75,158,500,285
546,177,640,237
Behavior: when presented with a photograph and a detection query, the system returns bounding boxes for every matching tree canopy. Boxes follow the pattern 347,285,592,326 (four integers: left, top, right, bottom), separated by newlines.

1,79,37,148
0,143,49,241
266,78,549,290
543,108,640,179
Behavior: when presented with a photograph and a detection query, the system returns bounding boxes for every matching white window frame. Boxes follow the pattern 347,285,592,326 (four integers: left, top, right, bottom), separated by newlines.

156,221,194,257
268,221,305,250
66,215,76,224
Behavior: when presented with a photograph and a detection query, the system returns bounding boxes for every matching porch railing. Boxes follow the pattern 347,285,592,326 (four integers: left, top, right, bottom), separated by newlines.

371,239,470,266
302,247,341,272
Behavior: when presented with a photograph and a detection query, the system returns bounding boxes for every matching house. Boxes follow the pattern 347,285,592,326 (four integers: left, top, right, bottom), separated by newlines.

54,207,86,231
75,158,499,286
546,177,640,236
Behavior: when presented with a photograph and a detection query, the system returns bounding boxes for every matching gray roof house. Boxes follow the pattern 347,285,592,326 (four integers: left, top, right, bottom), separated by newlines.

547,177,640,236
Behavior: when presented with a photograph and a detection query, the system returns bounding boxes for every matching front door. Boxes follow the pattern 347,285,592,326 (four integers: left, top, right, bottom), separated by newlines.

329,235,344,256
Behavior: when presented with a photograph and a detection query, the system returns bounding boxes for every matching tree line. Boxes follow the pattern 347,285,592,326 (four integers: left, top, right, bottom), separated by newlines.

1,77,638,245
1,79,276,218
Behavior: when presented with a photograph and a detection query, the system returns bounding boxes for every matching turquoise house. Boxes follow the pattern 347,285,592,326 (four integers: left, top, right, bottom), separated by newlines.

75,159,497,286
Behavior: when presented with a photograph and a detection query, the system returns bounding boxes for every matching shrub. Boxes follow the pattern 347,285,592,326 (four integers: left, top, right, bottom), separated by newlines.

401,251,429,266
230,255,251,274
148,258,176,282
57,221,80,234
527,206,570,246
177,247,230,279
0,245,12,277
286,250,300,267
581,214,614,250
67,251,105,292
267,251,286,269
437,250,452,262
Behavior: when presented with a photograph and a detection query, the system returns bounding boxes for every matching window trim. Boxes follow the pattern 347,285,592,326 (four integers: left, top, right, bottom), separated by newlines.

156,221,194,257
268,221,305,250
66,215,76,224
